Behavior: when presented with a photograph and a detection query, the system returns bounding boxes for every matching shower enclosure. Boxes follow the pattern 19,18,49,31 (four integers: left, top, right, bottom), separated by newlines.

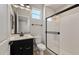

45,4,79,55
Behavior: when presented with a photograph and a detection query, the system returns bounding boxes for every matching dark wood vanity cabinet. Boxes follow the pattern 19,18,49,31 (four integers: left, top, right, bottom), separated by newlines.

9,39,33,55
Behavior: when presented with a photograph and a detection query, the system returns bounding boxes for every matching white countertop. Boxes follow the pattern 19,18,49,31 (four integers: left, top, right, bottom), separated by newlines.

9,34,35,41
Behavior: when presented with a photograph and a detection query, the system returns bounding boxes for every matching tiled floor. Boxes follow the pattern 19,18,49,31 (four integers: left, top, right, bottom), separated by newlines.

33,50,51,55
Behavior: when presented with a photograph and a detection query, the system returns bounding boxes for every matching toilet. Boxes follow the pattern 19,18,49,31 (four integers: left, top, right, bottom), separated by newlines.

34,35,46,55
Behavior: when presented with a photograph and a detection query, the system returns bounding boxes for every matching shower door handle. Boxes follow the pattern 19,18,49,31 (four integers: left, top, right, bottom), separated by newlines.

46,31,60,35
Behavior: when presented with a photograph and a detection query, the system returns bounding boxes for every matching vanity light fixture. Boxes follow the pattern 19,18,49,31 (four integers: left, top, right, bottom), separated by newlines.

13,5,19,8
20,4,24,6
26,4,30,8
13,4,31,10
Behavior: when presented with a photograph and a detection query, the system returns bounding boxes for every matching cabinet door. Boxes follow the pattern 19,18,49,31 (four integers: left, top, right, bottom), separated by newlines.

21,39,33,55
10,39,33,55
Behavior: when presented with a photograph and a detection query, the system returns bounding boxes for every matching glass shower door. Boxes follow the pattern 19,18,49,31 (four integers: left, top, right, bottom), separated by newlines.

46,16,60,54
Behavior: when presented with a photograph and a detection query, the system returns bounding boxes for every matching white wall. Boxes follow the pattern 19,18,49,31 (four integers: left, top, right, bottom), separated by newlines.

45,6,55,17
0,4,10,55
0,40,9,55
0,5,8,43
30,4,44,43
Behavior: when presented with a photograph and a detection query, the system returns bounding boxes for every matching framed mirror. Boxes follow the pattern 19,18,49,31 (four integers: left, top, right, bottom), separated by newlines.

10,14,15,34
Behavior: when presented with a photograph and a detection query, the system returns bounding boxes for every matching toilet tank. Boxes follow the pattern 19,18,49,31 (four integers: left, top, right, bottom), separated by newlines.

34,35,42,44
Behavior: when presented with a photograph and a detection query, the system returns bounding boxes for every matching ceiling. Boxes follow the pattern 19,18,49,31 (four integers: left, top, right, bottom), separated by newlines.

45,4,71,12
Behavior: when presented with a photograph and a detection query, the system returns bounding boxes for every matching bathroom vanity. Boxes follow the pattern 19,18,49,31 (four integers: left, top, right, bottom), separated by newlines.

9,34,34,55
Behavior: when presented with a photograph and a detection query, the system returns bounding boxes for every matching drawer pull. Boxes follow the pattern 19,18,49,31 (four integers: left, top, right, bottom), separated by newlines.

19,47,23,50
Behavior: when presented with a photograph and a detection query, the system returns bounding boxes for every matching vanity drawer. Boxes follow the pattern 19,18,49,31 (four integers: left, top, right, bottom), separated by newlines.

10,39,33,55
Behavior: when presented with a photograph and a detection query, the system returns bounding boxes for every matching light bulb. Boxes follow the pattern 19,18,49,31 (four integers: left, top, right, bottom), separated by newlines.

13,5,19,8
20,4,24,6
26,5,30,8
